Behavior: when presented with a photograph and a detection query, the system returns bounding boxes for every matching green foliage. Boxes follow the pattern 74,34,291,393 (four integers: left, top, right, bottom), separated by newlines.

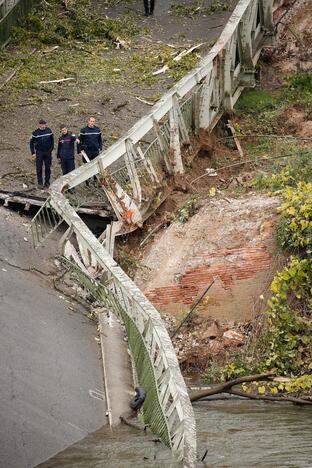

235,89,279,113
276,183,312,254
281,72,312,108
261,256,312,374
270,256,312,300
171,1,228,16
13,0,139,45
116,249,148,280
252,150,312,191
286,72,312,92
176,195,200,223
275,374,312,393
242,374,312,395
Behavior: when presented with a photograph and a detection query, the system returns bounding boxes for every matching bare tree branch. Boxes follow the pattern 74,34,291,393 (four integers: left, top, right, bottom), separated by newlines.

190,373,275,402
229,389,312,405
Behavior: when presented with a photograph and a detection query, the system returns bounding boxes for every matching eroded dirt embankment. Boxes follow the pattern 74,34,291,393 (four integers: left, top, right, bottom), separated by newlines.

136,195,280,321
131,0,312,371
134,194,282,369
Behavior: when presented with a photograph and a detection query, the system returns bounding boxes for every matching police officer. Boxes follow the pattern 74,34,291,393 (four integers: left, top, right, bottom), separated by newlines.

77,117,102,163
30,119,54,189
143,0,154,16
57,125,77,175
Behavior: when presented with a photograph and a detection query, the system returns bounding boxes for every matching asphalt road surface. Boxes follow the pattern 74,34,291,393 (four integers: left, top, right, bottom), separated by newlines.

0,209,106,468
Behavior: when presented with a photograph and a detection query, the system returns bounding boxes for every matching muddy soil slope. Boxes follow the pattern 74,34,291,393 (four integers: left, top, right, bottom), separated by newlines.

136,194,281,321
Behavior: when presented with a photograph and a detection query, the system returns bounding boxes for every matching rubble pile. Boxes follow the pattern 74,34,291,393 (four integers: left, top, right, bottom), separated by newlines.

162,313,252,371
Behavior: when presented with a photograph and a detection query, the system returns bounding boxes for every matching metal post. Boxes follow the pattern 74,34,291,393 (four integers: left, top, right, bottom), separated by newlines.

169,95,184,175
153,119,173,174
125,139,142,205
173,94,191,146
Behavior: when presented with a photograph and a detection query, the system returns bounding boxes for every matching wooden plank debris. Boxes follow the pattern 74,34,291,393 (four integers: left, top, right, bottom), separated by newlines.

227,120,244,159
152,43,203,76
39,77,75,84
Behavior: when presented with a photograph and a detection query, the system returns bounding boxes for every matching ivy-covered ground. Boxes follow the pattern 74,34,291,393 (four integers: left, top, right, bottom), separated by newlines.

0,0,235,192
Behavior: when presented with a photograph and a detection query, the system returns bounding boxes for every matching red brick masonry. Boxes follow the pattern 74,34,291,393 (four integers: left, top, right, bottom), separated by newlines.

145,246,271,307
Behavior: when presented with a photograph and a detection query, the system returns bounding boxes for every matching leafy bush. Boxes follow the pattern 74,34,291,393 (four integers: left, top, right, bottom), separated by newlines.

281,72,312,108
252,150,312,191
260,257,312,374
176,195,200,223
287,72,312,92
276,182,312,254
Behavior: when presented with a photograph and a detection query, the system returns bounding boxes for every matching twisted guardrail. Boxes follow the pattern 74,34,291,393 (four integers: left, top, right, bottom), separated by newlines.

31,0,283,465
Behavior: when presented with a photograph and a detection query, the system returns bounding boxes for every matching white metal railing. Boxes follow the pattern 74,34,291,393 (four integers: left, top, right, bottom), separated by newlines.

31,0,283,465
0,0,17,19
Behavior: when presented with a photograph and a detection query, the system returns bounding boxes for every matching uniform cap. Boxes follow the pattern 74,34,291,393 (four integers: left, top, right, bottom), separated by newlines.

39,119,47,124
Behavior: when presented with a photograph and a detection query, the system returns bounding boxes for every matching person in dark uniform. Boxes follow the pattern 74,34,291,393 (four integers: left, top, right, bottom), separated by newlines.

30,119,54,189
57,125,77,175
143,0,154,16
77,117,102,163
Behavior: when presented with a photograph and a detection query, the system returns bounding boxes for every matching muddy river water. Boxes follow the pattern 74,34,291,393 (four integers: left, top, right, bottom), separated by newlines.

41,400,312,467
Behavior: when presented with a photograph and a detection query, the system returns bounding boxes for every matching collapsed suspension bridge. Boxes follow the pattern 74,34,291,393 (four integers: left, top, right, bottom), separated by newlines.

30,0,284,465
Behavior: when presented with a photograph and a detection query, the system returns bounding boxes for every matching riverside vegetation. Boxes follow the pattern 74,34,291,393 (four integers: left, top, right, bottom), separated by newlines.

203,73,312,399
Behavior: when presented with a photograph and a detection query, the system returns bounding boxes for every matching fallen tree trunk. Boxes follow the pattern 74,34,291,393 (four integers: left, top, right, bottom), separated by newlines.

190,373,274,402
190,373,312,406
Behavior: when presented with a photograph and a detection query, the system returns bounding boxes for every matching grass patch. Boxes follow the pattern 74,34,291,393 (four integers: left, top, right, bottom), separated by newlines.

235,88,279,113
233,73,312,148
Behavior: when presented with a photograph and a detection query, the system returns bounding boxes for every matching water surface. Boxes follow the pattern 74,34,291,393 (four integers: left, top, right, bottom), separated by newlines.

40,400,312,467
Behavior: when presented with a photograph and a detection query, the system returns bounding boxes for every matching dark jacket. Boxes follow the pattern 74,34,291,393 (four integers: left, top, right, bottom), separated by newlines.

57,133,77,160
30,128,54,154
77,125,102,156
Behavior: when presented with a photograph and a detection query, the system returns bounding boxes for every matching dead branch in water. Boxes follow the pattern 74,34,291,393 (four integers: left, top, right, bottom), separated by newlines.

190,373,274,402
229,389,312,405
190,373,312,406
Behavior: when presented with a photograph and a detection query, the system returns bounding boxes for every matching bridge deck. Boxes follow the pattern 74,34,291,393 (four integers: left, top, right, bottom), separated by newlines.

0,208,107,468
